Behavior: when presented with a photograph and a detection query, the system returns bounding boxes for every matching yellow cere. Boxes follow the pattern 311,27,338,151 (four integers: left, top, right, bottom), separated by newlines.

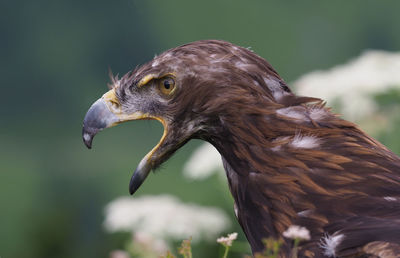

102,89,120,106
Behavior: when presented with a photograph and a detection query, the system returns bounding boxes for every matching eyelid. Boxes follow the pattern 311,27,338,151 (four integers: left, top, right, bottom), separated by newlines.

137,72,176,88
137,74,158,88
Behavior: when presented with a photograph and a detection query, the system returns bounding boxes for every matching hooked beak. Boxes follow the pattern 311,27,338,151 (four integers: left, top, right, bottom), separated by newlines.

82,89,168,195
82,91,119,149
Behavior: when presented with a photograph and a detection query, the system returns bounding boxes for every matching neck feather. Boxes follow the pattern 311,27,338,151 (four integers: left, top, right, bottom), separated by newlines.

204,96,375,252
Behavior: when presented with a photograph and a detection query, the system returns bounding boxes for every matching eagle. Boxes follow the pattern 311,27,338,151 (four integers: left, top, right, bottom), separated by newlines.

82,40,400,257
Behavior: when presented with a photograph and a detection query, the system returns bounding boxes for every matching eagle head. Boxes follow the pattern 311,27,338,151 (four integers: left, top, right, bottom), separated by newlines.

82,40,291,194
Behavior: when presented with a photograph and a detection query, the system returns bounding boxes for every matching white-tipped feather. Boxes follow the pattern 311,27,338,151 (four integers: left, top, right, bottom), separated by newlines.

309,107,328,121
384,196,397,201
291,135,320,149
276,106,308,120
319,233,345,257
264,77,290,100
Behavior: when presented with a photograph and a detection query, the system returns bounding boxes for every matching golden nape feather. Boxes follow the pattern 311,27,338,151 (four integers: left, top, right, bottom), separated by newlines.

82,40,400,257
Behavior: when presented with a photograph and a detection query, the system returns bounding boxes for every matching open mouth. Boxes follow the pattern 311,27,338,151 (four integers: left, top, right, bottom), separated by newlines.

82,89,169,194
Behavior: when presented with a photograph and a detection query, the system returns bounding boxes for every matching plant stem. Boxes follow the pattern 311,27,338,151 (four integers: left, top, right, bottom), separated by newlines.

291,238,299,258
222,245,230,258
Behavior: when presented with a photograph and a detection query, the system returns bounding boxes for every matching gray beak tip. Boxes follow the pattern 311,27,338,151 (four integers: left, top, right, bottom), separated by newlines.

82,130,93,149
129,159,151,195
82,98,118,150
129,171,143,195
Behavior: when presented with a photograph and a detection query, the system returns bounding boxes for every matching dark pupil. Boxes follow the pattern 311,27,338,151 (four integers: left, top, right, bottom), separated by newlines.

164,80,171,89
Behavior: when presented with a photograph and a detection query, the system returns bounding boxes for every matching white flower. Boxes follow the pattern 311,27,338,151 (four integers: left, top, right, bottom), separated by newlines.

183,142,224,180
132,231,169,255
217,232,238,246
109,250,130,258
294,50,400,121
104,195,231,242
282,225,311,240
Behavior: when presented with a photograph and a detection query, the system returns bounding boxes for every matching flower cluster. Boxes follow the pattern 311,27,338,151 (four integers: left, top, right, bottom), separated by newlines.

282,225,311,241
216,232,238,247
104,194,230,243
294,50,400,122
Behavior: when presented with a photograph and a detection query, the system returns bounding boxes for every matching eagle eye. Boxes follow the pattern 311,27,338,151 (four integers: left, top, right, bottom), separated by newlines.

158,77,176,95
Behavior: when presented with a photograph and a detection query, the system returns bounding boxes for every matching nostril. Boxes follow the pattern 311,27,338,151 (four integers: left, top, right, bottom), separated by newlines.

109,100,120,110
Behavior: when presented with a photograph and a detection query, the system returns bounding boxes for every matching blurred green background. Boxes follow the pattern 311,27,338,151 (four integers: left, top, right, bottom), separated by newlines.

1,1,400,257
